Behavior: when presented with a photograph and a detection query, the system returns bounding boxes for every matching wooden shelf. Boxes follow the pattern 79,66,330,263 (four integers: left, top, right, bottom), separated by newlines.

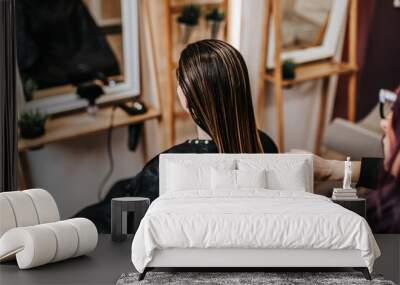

18,105,161,151
170,0,224,13
164,0,229,146
264,60,357,87
256,0,358,152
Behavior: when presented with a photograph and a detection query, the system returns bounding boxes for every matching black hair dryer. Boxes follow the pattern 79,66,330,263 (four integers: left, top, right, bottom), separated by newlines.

68,64,105,115
76,83,104,115
118,101,147,151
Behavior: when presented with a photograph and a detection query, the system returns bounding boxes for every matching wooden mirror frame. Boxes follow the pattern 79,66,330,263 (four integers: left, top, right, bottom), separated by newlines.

266,0,348,68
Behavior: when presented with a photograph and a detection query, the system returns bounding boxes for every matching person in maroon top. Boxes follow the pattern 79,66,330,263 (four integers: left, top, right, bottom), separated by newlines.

309,87,400,233
367,87,400,233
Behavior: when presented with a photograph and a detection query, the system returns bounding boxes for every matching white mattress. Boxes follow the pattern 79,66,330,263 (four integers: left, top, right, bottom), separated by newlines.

131,190,380,273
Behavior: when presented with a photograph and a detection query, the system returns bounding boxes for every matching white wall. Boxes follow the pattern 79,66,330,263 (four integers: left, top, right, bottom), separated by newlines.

26,129,145,219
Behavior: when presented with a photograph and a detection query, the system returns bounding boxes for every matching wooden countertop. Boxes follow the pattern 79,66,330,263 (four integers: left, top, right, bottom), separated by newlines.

18,105,161,151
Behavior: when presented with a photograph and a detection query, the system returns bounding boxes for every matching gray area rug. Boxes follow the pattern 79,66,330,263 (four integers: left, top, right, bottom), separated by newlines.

117,272,396,285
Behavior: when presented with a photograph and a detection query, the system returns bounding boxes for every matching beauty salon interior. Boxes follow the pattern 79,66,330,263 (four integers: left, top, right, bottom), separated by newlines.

1,0,400,284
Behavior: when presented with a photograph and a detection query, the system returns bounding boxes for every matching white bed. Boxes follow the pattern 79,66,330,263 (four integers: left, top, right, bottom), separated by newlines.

131,154,380,280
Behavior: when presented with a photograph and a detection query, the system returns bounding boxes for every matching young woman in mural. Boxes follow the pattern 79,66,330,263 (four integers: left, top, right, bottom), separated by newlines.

76,40,278,233
313,86,400,233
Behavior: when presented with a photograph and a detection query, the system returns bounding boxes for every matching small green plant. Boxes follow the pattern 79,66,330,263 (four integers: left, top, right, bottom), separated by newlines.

18,110,47,139
206,8,224,22
21,77,38,102
177,4,201,26
282,59,296,80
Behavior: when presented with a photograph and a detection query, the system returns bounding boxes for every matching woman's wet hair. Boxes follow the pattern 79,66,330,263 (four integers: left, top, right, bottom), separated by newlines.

177,39,263,153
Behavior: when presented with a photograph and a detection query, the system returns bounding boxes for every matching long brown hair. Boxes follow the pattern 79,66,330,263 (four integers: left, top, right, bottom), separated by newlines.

177,39,263,153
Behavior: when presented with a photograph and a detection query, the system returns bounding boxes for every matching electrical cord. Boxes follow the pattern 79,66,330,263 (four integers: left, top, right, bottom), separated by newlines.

97,105,117,201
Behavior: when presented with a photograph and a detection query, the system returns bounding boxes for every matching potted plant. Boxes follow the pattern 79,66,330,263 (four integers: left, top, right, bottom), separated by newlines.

206,8,225,39
177,4,201,44
282,59,296,80
18,110,48,139
21,76,38,102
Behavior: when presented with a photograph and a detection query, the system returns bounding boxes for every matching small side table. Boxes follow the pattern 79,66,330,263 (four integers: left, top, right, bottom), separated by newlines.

332,198,366,218
111,197,150,242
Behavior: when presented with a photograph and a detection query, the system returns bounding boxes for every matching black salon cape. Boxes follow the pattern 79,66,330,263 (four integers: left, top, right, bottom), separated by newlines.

75,132,278,233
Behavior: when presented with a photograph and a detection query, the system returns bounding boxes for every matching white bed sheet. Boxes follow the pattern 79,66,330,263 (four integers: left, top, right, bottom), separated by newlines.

131,190,380,273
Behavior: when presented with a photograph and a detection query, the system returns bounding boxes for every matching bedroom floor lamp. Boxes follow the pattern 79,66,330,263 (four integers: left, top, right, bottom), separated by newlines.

0,0,18,192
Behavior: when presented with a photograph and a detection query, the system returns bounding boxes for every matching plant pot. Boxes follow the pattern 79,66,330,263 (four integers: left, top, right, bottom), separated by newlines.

282,61,296,80
19,124,45,139
179,23,195,44
207,20,223,39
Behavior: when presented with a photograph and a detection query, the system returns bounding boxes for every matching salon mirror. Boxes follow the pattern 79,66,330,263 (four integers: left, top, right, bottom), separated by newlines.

267,0,348,68
281,0,332,51
17,0,140,115
17,0,123,101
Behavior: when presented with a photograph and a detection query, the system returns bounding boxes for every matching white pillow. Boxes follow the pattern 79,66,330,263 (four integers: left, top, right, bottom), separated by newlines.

237,169,267,189
167,162,210,191
166,159,235,192
238,159,309,191
211,168,236,189
211,168,267,190
266,168,307,191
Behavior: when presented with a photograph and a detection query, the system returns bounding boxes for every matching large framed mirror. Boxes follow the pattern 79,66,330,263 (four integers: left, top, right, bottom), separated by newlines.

266,0,348,68
17,0,140,115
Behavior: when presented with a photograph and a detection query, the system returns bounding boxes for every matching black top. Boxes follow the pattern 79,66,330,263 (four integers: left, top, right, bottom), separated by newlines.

356,157,400,233
356,157,383,189
76,131,278,233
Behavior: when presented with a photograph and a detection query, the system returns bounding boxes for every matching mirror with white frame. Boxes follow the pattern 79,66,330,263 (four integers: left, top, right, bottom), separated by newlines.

17,0,140,115
266,0,348,68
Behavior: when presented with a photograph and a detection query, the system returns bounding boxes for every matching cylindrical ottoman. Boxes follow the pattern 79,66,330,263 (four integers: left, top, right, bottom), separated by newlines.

111,197,150,242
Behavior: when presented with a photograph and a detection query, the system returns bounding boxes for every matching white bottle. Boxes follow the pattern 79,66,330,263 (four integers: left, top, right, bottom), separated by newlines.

343,157,352,190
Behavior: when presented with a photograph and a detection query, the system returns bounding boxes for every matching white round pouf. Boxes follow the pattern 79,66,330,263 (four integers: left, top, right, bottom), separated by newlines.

0,191,39,227
0,226,57,269
0,196,17,237
0,218,98,269
42,221,79,262
24,189,60,223
0,189,60,238
0,189,97,269
66,218,98,257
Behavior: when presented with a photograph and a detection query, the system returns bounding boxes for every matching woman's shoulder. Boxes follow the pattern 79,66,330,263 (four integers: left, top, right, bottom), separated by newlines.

258,130,279,153
144,132,277,170
142,140,218,168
